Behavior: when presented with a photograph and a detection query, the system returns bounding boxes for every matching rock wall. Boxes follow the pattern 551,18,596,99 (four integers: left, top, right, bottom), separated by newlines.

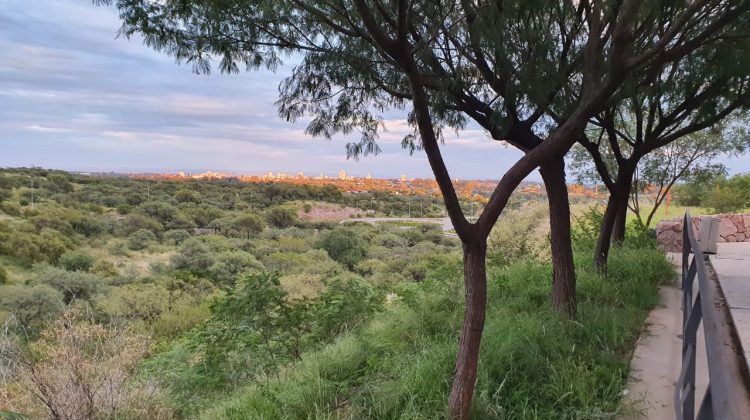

655,214,750,252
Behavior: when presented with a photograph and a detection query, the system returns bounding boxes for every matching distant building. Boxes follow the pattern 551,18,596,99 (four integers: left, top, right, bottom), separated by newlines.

339,169,347,180
400,174,407,182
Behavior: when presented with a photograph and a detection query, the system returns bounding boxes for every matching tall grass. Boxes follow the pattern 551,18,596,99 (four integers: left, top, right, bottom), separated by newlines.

197,245,674,419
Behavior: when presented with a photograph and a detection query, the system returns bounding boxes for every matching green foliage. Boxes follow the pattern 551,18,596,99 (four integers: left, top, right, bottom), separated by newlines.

266,207,297,228
571,205,605,249
175,188,201,203
199,246,672,419
0,266,7,285
315,228,367,269
128,228,158,250
488,206,547,266
0,284,64,327
36,265,100,304
59,250,95,272
163,229,191,245
172,238,214,274
208,251,264,287
232,214,265,238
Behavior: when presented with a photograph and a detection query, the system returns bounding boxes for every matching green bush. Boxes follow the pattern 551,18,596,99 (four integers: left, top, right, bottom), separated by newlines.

266,207,298,228
315,228,368,269
197,246,672,420
59,250,95,272
36,265,100,304
164,229,191,245
704,186,746,213
0,265,7,285
0,284,64,326
128,228,158,250
172,238,214,273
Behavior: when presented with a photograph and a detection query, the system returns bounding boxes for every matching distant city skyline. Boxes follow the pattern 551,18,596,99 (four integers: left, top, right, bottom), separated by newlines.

1,0,749,181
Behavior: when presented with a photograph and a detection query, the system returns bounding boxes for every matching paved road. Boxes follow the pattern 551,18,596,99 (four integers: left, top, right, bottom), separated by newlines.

710,242,750,370
340,217,457,232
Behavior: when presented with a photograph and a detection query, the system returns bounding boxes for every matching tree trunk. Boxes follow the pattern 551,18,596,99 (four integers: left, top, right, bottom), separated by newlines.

448,239,488,419
539,158,577,315
595,162,637,269
611,182,630,244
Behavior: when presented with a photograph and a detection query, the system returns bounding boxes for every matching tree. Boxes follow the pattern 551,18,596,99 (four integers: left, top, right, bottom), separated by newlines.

630,130,747,227
232,214,265,238
573,35,750,267
97,0,748,415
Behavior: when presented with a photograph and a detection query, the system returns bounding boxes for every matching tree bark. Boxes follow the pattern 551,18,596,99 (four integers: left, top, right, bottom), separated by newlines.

448,239,487,419
594,167,634,269
611,181,631,244
539,158,577,315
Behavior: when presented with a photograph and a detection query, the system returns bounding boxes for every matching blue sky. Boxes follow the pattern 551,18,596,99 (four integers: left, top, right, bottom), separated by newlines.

1,0,748,180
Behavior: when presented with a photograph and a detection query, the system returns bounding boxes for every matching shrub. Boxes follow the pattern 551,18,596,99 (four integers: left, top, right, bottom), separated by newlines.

128,228,158,250
0,265,7,285
164,229,191,245
488,205,548,266
571,205,605,249
316,228,368,269
0,310,171,419
704,186,746,213
266,207,298,228
116,204,133,215
36,265,100,304
208,251,264,287
0,284,64,326
175,189,201,204
72,216,107,237
172,238,214,273
59,250,95,272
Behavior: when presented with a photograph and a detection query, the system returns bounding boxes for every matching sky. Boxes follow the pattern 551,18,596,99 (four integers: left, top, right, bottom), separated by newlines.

1,0,748,180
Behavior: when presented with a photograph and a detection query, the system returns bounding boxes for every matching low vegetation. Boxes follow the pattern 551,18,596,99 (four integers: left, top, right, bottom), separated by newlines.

0,168,675,418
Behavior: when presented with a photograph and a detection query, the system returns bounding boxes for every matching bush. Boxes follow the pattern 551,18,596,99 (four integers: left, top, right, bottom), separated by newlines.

36,265,100,304
0,265,7,285
704,186,746,213
128,228,158,250
164,229,191,245
266,207,298,228
59,250,95,272
208,251,264,287
316,228,368,269
0,310,171,419
0,284,64,326
172,238,214,273
175,189,201,204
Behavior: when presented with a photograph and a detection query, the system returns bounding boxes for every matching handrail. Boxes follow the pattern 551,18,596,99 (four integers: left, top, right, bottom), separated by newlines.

674,211,750,420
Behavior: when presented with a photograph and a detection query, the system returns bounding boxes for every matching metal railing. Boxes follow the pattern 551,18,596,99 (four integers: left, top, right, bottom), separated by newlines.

675,212,750,420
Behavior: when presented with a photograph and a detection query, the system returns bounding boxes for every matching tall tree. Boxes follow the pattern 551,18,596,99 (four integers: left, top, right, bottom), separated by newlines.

573,36,750,268
630,127,748,228
97,0,750,416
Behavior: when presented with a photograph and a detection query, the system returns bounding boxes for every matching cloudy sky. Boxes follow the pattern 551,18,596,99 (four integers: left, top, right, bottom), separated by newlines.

1,0,748,180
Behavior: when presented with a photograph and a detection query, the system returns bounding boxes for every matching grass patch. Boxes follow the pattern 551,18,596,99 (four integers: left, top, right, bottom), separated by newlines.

196,245,674,419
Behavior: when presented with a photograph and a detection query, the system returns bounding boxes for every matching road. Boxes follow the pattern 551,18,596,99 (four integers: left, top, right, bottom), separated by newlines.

340,217,456,232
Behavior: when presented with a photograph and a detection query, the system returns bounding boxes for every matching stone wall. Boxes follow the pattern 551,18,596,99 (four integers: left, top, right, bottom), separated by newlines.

655,214,750,252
